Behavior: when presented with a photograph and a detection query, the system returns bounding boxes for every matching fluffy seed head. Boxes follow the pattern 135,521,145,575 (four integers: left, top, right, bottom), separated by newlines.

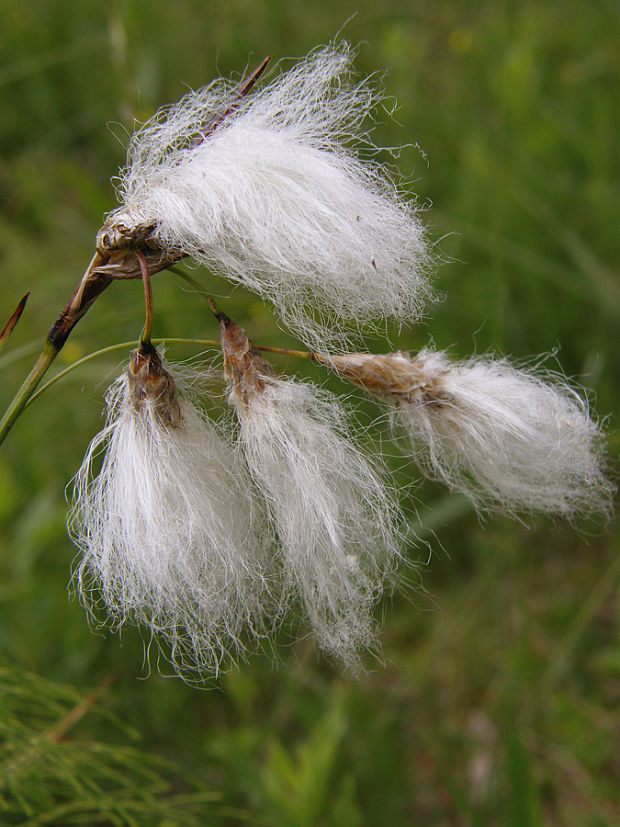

321,348,614,518
101,42,432,350
221,317,402,665
68,346,271,678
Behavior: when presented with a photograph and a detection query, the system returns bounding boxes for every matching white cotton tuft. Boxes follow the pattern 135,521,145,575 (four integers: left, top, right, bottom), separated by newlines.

394,349,614,517
220,317,402,665
239,379,401,664
68,348,271,677
106,43,432,350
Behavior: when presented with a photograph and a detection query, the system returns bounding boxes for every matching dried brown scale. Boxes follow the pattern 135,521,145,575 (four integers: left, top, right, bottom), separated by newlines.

91,244,184,279
48,244,182,351
47,253,112,349
218,314,275,410
314,351,454,408
127,344,182,428
95,220,159,255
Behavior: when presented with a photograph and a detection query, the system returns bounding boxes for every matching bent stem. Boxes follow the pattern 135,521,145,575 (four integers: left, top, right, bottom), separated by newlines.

0,246,182,447
25,338,220,406
170,266,220,315
2,260,323,434
171,266,315,361
136,251,153,347
25,337,319,409
0,254,112,446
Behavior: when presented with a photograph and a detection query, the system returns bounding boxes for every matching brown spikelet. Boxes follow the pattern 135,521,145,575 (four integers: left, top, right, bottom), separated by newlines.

127,343,182,427
218,314,275,410
314,351,452,408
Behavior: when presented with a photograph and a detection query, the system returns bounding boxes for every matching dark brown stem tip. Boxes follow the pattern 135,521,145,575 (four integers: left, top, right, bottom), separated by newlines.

205,295,226,321
240,55,271,96
194,54,272,147
0,292,30,346
134,339,159,360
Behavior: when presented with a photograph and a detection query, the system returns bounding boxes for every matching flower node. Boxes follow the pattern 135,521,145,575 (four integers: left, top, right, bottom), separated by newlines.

95,216,158,255
127,344,182,427
316,351,453,408
219,314,275,409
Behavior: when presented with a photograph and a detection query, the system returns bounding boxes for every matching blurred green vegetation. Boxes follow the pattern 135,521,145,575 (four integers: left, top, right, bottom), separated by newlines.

0,0,618,824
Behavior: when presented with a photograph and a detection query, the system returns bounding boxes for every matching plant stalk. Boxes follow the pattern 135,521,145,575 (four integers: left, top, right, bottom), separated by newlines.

0,247,180,446
171,267,316,361
0,340,60,442
24,339,319,409
136,251,153,346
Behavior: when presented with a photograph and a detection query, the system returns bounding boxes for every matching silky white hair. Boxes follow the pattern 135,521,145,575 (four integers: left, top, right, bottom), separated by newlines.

108,43,431,350
230,374,402,666
68,359,272,677
396,349,613,517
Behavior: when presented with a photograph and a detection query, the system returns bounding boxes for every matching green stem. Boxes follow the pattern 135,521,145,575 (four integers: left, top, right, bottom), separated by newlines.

24,337,317,410
136,251,153,346
257,343,315,360
170,267,219,314
26,338,221,407
170,266,316,361
0,340,60,443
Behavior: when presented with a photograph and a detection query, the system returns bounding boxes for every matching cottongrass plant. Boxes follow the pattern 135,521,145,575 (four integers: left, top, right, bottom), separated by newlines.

69,343,272,675
318,349,613,517
219,315,401,666
0,41,614,681
98,43,432,350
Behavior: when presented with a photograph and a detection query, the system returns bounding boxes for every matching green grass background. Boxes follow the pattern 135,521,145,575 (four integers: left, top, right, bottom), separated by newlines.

0,0,618,823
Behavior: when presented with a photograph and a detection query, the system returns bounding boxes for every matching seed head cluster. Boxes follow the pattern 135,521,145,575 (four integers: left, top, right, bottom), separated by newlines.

69,43,614,680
